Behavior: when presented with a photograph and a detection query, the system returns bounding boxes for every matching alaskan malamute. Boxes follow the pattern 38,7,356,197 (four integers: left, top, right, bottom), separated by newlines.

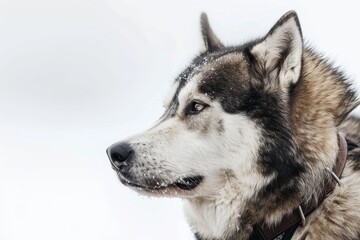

107,11,360,240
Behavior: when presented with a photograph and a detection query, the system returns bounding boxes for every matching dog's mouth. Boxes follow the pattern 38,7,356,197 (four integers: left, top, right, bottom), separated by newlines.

117,172,203,192
174,176,203,190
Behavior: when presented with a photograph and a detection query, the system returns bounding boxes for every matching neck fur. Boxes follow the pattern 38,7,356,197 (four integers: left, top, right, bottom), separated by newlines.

291,49,358,203
262,49,359,225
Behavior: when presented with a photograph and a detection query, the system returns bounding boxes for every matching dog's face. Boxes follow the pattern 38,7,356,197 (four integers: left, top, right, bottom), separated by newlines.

107,12,303,200
108,53,264,198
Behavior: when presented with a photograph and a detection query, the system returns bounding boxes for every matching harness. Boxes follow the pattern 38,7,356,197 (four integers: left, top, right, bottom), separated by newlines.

250,134,350,240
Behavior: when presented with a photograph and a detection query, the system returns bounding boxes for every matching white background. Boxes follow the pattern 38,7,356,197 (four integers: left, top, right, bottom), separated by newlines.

1,0,360,239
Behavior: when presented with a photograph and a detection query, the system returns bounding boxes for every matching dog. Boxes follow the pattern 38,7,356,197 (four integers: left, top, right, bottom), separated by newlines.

107,11,360,239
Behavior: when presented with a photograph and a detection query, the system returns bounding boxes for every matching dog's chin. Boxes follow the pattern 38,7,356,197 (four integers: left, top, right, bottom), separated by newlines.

116,172,203,198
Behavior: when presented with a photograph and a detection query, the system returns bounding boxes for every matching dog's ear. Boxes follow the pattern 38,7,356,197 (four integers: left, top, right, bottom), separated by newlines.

200,13,224,52
250,11,303,91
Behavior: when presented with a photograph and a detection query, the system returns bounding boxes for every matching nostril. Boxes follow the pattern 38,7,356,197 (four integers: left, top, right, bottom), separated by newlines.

107,143,133,169
111,151,131,163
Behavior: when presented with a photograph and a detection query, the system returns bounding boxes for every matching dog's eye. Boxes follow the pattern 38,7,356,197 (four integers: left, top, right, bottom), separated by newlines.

186,101,207,115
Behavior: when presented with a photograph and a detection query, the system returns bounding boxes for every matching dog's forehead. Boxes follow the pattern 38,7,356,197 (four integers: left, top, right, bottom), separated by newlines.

166,52,248,105
159,50,252,123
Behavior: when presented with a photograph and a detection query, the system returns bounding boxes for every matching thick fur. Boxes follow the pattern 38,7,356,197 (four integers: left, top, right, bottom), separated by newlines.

107,11,360,239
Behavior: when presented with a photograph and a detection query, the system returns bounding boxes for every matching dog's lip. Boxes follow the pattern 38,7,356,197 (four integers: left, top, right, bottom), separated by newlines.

174,176,203,190
116,172,203,191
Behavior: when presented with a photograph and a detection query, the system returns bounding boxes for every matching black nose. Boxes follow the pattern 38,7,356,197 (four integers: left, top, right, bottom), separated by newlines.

106,143,133,170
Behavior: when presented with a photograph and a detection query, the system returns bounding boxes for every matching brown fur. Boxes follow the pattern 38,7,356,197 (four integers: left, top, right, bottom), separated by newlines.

288,50,360,239
291,49,358,201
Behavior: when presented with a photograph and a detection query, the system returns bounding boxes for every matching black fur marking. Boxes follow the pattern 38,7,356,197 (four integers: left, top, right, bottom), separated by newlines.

194,233,202,240
194,233,220,240
347,139,358,151
197,48,305,200
348,148,360,172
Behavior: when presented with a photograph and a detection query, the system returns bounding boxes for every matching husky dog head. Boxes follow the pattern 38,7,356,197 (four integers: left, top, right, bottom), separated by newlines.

107,11,357,239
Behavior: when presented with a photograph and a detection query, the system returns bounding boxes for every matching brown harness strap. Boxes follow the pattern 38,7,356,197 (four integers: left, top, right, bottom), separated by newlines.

253,134,348,240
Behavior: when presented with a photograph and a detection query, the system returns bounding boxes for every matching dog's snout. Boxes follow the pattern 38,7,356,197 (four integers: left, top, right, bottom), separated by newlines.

107,143,133,170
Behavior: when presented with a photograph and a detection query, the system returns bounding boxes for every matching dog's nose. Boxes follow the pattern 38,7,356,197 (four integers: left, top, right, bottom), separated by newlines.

106,143,133,170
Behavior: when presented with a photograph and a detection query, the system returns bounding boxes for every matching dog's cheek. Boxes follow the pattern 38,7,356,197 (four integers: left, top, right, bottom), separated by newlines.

184,113,212,134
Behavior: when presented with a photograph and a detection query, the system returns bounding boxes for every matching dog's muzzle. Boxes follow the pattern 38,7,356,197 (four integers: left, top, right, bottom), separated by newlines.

106,142,203,192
